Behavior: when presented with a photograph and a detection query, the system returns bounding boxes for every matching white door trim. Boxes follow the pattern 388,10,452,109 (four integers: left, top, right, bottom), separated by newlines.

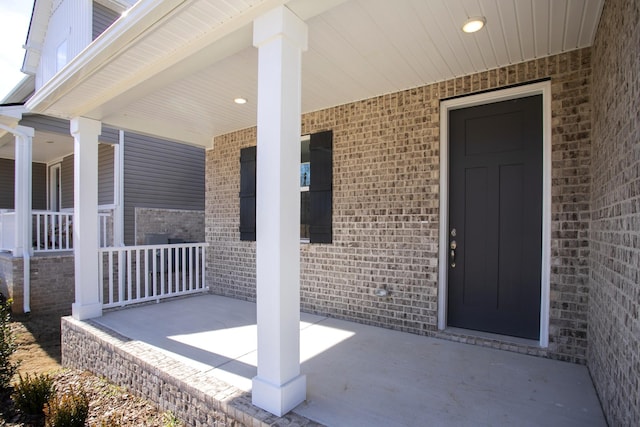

49,163,62,212
438,81,552,347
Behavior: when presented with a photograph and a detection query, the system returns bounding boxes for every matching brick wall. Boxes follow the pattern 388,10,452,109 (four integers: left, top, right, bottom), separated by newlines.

206,49,592,363
135,207,205,245
0,252,74,316
589,0,640,424
29,254,74,315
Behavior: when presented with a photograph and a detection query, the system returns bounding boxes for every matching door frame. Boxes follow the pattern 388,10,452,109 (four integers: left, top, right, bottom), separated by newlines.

437,81,551,347
49,163,62,212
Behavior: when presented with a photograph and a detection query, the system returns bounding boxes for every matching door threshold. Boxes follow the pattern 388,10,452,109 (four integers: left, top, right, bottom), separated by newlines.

435,327,548,358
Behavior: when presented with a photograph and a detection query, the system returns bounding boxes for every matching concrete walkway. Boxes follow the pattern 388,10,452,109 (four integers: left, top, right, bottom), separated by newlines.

95,295,605,426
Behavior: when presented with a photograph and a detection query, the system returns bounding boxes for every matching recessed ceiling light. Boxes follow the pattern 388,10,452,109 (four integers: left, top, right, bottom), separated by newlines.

234,98,247,105
462,16,486,33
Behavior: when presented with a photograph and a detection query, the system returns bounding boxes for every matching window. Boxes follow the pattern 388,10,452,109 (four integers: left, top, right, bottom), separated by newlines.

239,130,333,243
300,136,311,240
56,40,67,72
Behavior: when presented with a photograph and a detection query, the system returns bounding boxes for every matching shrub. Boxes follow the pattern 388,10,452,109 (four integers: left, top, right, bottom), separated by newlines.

0,293,18,390
12,372,56,416
44,386,89,427
162,411,181,427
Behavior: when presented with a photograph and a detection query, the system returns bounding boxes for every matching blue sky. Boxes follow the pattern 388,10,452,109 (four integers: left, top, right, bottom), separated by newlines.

0,0,35,101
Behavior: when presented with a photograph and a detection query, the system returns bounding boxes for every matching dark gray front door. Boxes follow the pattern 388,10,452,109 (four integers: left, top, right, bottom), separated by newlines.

447,95,542,340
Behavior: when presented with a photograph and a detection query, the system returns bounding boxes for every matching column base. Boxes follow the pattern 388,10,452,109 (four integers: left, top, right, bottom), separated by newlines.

72,302,102,320
252,374,306,417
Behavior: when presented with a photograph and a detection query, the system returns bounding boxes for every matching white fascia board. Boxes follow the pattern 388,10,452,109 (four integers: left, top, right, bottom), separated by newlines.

22,0,52,76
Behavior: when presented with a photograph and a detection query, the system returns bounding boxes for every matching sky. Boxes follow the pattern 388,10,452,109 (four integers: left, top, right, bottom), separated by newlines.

0,0,35,101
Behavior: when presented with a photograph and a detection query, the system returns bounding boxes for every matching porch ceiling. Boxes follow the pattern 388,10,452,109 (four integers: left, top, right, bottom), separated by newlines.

0,129,73,163
25,0,604,148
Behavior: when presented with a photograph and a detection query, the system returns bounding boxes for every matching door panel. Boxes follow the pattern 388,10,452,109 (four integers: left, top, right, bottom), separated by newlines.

448,95,542,339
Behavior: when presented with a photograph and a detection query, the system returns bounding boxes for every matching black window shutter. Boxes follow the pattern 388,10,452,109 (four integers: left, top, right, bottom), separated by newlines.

309,130,333,243
239,146,256,241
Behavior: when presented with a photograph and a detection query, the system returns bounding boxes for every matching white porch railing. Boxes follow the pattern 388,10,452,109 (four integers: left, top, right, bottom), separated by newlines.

99,243,208,309
0,208,115,253
33,211,73,251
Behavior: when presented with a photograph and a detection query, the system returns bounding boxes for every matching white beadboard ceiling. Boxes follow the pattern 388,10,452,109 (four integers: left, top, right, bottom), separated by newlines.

26,0,604,150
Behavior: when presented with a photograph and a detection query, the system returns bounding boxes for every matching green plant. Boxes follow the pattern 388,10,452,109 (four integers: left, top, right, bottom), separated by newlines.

44,386,89,427
12,372,57,416
162,411,181,427
0,294,19,390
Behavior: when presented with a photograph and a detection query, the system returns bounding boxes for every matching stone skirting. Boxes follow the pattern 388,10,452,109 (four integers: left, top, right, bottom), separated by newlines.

61,316,323,427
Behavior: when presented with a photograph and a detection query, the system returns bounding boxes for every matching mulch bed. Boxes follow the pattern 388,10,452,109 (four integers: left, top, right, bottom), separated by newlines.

0,368,175,426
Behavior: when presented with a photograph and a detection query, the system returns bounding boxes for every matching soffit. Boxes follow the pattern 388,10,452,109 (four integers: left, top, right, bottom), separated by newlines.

25,0,604,148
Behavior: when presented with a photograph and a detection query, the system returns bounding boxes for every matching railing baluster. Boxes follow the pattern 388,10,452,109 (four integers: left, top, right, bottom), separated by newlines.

127,250,132,301
202,245,206,289
181,247,187,293
118,250,124,305
108,250,114,304
152,248,158,296
64,215,71,249
160,248,165,296
167,247,173,295
144,248,150,298
136,248,141,299
98,250,104,303
194,246,199,290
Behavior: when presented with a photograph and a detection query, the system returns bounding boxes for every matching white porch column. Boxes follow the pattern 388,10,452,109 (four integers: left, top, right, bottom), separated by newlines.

251,6,308,417
14,126,34,313
113,130,125,246
70,117,102,320
13,126,34,257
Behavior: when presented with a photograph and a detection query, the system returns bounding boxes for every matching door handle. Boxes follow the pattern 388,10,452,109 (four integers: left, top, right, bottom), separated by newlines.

450,240,457,268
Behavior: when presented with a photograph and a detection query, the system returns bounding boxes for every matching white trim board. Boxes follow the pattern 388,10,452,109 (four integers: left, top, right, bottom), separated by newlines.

437,81,552,348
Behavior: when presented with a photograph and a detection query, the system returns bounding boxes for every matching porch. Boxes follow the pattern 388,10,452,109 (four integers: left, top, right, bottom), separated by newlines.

62,294,605,427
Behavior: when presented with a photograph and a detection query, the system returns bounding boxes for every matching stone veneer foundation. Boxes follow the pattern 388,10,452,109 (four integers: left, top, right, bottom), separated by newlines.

61,316,322,427
206,49,592,364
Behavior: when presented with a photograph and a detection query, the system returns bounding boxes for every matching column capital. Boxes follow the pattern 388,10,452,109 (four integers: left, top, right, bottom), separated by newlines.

253,6,308,51
70,117,102,137
15,125,34,138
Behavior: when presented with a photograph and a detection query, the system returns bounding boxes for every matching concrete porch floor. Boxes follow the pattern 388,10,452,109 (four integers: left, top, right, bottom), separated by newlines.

88,294,605,426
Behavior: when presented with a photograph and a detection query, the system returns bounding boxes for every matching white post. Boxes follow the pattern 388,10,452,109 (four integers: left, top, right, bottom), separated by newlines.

13,126,34,257
14,126,34,313
252,6,308,417
113,130,125,246
70,117,102,320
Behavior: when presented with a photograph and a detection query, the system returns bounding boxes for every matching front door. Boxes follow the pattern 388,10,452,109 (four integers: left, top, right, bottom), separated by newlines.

447,95,542,340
